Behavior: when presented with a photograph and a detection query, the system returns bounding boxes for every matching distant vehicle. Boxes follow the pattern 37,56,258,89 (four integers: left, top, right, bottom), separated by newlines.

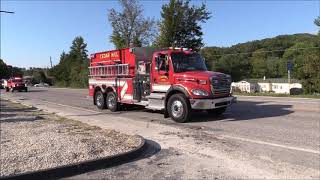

34,83,49,87
4,77,28,92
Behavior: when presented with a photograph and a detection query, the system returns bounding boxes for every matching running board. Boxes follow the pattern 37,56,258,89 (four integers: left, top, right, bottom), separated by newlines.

145,93,166,110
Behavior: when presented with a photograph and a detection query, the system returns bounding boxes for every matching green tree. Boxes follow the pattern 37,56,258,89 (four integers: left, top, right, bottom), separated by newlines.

0,59,9,79
156,0,210,51
215,55,251,81
108,0,156,49
282,43,320,93
251,49,268,78
23,67,52,85
314,16,320,27
49,37,89,88
266,57,281,78
315,16,320,35
69,37,89,87
200,47,222,70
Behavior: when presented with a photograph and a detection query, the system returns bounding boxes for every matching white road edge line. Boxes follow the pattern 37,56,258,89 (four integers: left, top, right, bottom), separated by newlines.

222,135,320,155
236,98,320,104
40,100,101,114
235,95,320,101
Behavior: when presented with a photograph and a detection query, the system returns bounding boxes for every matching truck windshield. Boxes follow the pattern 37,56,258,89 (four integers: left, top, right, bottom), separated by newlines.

12,79,22,83
171,52,207,73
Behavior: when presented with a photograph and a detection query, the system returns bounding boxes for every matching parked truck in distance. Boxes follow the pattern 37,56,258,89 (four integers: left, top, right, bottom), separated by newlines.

4,77,28,92
89,47,235,122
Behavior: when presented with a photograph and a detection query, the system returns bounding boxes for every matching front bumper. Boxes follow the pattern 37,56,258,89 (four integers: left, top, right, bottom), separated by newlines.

190,96,236,110
12,86,27,90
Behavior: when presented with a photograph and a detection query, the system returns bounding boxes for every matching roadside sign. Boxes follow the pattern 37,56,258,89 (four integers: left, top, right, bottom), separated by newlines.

287,61,293,71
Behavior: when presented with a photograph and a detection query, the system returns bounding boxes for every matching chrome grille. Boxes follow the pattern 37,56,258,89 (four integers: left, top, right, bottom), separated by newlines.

210,75,231,96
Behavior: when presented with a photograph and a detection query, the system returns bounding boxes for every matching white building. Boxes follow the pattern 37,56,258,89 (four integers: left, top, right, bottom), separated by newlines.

231,80,257,93
232,78,303,94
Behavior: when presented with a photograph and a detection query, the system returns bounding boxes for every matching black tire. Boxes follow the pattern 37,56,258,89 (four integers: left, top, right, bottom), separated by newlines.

107,91,118,112
207,107,227,116
167,94,191,123
5,87,9,92
95,91,106,109
25,88,28,92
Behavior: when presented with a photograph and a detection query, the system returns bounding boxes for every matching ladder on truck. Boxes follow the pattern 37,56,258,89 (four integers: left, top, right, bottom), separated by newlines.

89,64,129,77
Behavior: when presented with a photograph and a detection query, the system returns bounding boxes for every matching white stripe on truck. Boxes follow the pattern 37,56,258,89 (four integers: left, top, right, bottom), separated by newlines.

152,84,171,92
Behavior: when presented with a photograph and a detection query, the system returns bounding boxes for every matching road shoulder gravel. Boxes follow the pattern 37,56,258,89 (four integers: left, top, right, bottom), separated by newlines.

0,99,144,177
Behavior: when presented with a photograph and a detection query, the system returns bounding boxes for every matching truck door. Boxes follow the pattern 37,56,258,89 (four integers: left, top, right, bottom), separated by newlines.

152,54,172,92
133,60,151,102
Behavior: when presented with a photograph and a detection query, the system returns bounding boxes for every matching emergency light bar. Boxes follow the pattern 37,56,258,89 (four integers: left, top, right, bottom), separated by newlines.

169,47,190,51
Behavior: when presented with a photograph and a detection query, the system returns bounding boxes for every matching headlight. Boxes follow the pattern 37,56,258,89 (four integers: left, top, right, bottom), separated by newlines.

191,89,209,96
198,79,207,85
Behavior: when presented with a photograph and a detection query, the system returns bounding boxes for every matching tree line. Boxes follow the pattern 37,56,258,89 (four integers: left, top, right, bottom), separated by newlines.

0,59,23,79
201,33,320,93
49,37,89,88
0,60,53,85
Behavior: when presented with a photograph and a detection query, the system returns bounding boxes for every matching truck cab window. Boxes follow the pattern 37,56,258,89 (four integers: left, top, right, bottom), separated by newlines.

159,55,169,71
171,52,207,73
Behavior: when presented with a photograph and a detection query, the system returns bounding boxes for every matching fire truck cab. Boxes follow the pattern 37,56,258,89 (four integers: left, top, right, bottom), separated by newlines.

89,47,235,122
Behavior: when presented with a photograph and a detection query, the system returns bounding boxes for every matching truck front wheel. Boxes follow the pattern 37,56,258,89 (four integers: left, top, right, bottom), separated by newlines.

107,91,118,112
167,94,191,123
95,91,106,109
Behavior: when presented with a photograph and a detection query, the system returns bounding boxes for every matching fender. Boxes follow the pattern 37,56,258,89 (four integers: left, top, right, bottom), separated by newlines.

163,85,191,118
164,85,191,105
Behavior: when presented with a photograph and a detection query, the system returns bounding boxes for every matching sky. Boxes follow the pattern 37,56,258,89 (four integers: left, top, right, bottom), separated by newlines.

1,0,319,68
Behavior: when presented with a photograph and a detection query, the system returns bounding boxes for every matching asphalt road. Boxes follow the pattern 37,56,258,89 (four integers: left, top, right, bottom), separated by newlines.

1,87,320,179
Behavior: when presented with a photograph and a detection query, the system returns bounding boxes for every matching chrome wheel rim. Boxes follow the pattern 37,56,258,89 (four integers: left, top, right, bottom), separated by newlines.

171,100,183,118
108,94,116,108
96,94,102,107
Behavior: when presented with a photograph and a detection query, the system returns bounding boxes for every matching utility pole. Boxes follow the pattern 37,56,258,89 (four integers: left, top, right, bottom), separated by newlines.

50,56,53,68
288,69,291,84
287,60,293,94
287,60,293,85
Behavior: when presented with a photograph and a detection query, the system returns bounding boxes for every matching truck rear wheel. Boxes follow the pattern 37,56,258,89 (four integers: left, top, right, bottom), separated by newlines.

95,91,106,109
167,94,191,123
207,107,226,116
107,91,118,112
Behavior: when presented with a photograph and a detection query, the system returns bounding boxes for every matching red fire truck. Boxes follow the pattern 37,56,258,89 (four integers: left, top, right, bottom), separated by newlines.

89,47,235,122
4,77,28,92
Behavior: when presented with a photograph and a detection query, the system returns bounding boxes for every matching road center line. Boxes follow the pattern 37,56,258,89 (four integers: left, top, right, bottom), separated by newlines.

222,135,320,154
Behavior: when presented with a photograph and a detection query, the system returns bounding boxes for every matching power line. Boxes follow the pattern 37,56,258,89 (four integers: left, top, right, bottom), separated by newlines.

0,10,15,14
206,47,320,57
